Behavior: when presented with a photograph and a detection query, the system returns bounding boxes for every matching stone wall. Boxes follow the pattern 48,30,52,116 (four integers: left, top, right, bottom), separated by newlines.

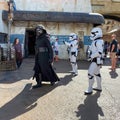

91,0,120,14
91,0,120,43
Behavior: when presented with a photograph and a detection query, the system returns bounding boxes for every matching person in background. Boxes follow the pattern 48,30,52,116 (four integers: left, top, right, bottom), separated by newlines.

53,38,59,62
104,41,108,57
13,38,23,69
116,41,120,67
109,34,118,71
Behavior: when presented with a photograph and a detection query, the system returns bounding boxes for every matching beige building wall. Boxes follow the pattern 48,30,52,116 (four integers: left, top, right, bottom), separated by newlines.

11,21,92,59
0,1,8,33
15,0,92,12
1,0,93,59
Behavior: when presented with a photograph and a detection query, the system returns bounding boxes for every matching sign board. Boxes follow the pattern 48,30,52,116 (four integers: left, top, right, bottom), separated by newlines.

10,34,25,44
50,35,69,45
83,36,92,45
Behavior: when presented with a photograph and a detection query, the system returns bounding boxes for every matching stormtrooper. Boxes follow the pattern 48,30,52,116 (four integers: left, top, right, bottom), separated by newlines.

63,33,78,76
85,27,104,95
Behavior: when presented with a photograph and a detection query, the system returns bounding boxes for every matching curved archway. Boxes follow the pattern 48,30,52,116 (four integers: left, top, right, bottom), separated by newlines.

104,15,120,22
102,15,120,42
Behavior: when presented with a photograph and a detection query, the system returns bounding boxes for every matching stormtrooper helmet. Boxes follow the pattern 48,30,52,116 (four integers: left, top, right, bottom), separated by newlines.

69,33,78,41
90,27,102,40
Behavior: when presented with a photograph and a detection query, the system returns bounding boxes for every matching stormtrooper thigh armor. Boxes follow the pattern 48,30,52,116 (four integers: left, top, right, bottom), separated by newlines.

70,53,78,75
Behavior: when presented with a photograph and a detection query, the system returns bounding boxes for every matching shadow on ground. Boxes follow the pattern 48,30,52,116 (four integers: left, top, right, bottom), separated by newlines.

75,92,104,120
0,76,73,120
0,58,34,83
109,70,118,79
0,58,90,84
0,62,74,120
0,83,60,120
53,59,90,73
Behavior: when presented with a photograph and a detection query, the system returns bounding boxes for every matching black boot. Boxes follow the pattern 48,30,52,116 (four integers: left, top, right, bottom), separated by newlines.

32,74,42,89
51,81,55,86
32,83,42,89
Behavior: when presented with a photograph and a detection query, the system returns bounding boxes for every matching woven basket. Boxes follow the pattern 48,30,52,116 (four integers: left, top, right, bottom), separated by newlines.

0,46,17,71
0,60,16,71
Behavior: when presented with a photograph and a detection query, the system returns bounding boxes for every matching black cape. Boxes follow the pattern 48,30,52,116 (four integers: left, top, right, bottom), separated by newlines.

34,33,60,82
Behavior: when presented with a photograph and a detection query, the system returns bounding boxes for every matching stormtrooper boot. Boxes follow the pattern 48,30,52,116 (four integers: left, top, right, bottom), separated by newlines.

73,65,78,76
85,78,94,95
71,63,78,76
93,75,102,92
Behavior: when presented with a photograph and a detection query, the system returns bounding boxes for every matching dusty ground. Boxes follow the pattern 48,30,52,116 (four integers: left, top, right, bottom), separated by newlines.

0,58,120,120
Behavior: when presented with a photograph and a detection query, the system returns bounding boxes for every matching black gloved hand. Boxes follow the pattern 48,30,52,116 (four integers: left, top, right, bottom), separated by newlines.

87,57,92,62
63,41,65,44
49,59,53,64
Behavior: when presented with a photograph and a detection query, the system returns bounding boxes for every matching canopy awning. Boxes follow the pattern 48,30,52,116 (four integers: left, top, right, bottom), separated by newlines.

2,10,105,24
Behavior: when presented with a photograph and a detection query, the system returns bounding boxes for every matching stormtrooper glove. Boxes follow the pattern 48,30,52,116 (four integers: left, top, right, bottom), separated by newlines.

87,57,92,62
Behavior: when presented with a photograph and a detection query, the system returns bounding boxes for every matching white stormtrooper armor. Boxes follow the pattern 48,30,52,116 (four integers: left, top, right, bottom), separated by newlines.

85,27,104,95
64,33,78,76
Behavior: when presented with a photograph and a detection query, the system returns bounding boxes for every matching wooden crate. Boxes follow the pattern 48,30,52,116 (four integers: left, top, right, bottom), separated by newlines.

0,60,16,71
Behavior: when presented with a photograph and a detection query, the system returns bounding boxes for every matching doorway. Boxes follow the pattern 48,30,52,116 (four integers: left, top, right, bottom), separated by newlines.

25,29,36,57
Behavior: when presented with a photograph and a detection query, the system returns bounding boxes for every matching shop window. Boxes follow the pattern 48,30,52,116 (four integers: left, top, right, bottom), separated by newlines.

0,33,7,43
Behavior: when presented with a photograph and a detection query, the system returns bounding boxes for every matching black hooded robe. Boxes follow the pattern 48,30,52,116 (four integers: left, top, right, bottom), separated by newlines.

33,33,60,83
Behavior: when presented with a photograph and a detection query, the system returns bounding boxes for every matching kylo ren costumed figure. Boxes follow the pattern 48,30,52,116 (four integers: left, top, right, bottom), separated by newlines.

32,25,60,89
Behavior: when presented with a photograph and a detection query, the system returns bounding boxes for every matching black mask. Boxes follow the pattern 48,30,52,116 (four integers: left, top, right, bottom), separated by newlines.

36,28,43,36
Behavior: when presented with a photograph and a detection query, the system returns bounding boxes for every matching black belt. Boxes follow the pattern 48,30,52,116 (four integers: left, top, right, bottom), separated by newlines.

39,47,48,52
71,52,76,55
92,58,97,62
